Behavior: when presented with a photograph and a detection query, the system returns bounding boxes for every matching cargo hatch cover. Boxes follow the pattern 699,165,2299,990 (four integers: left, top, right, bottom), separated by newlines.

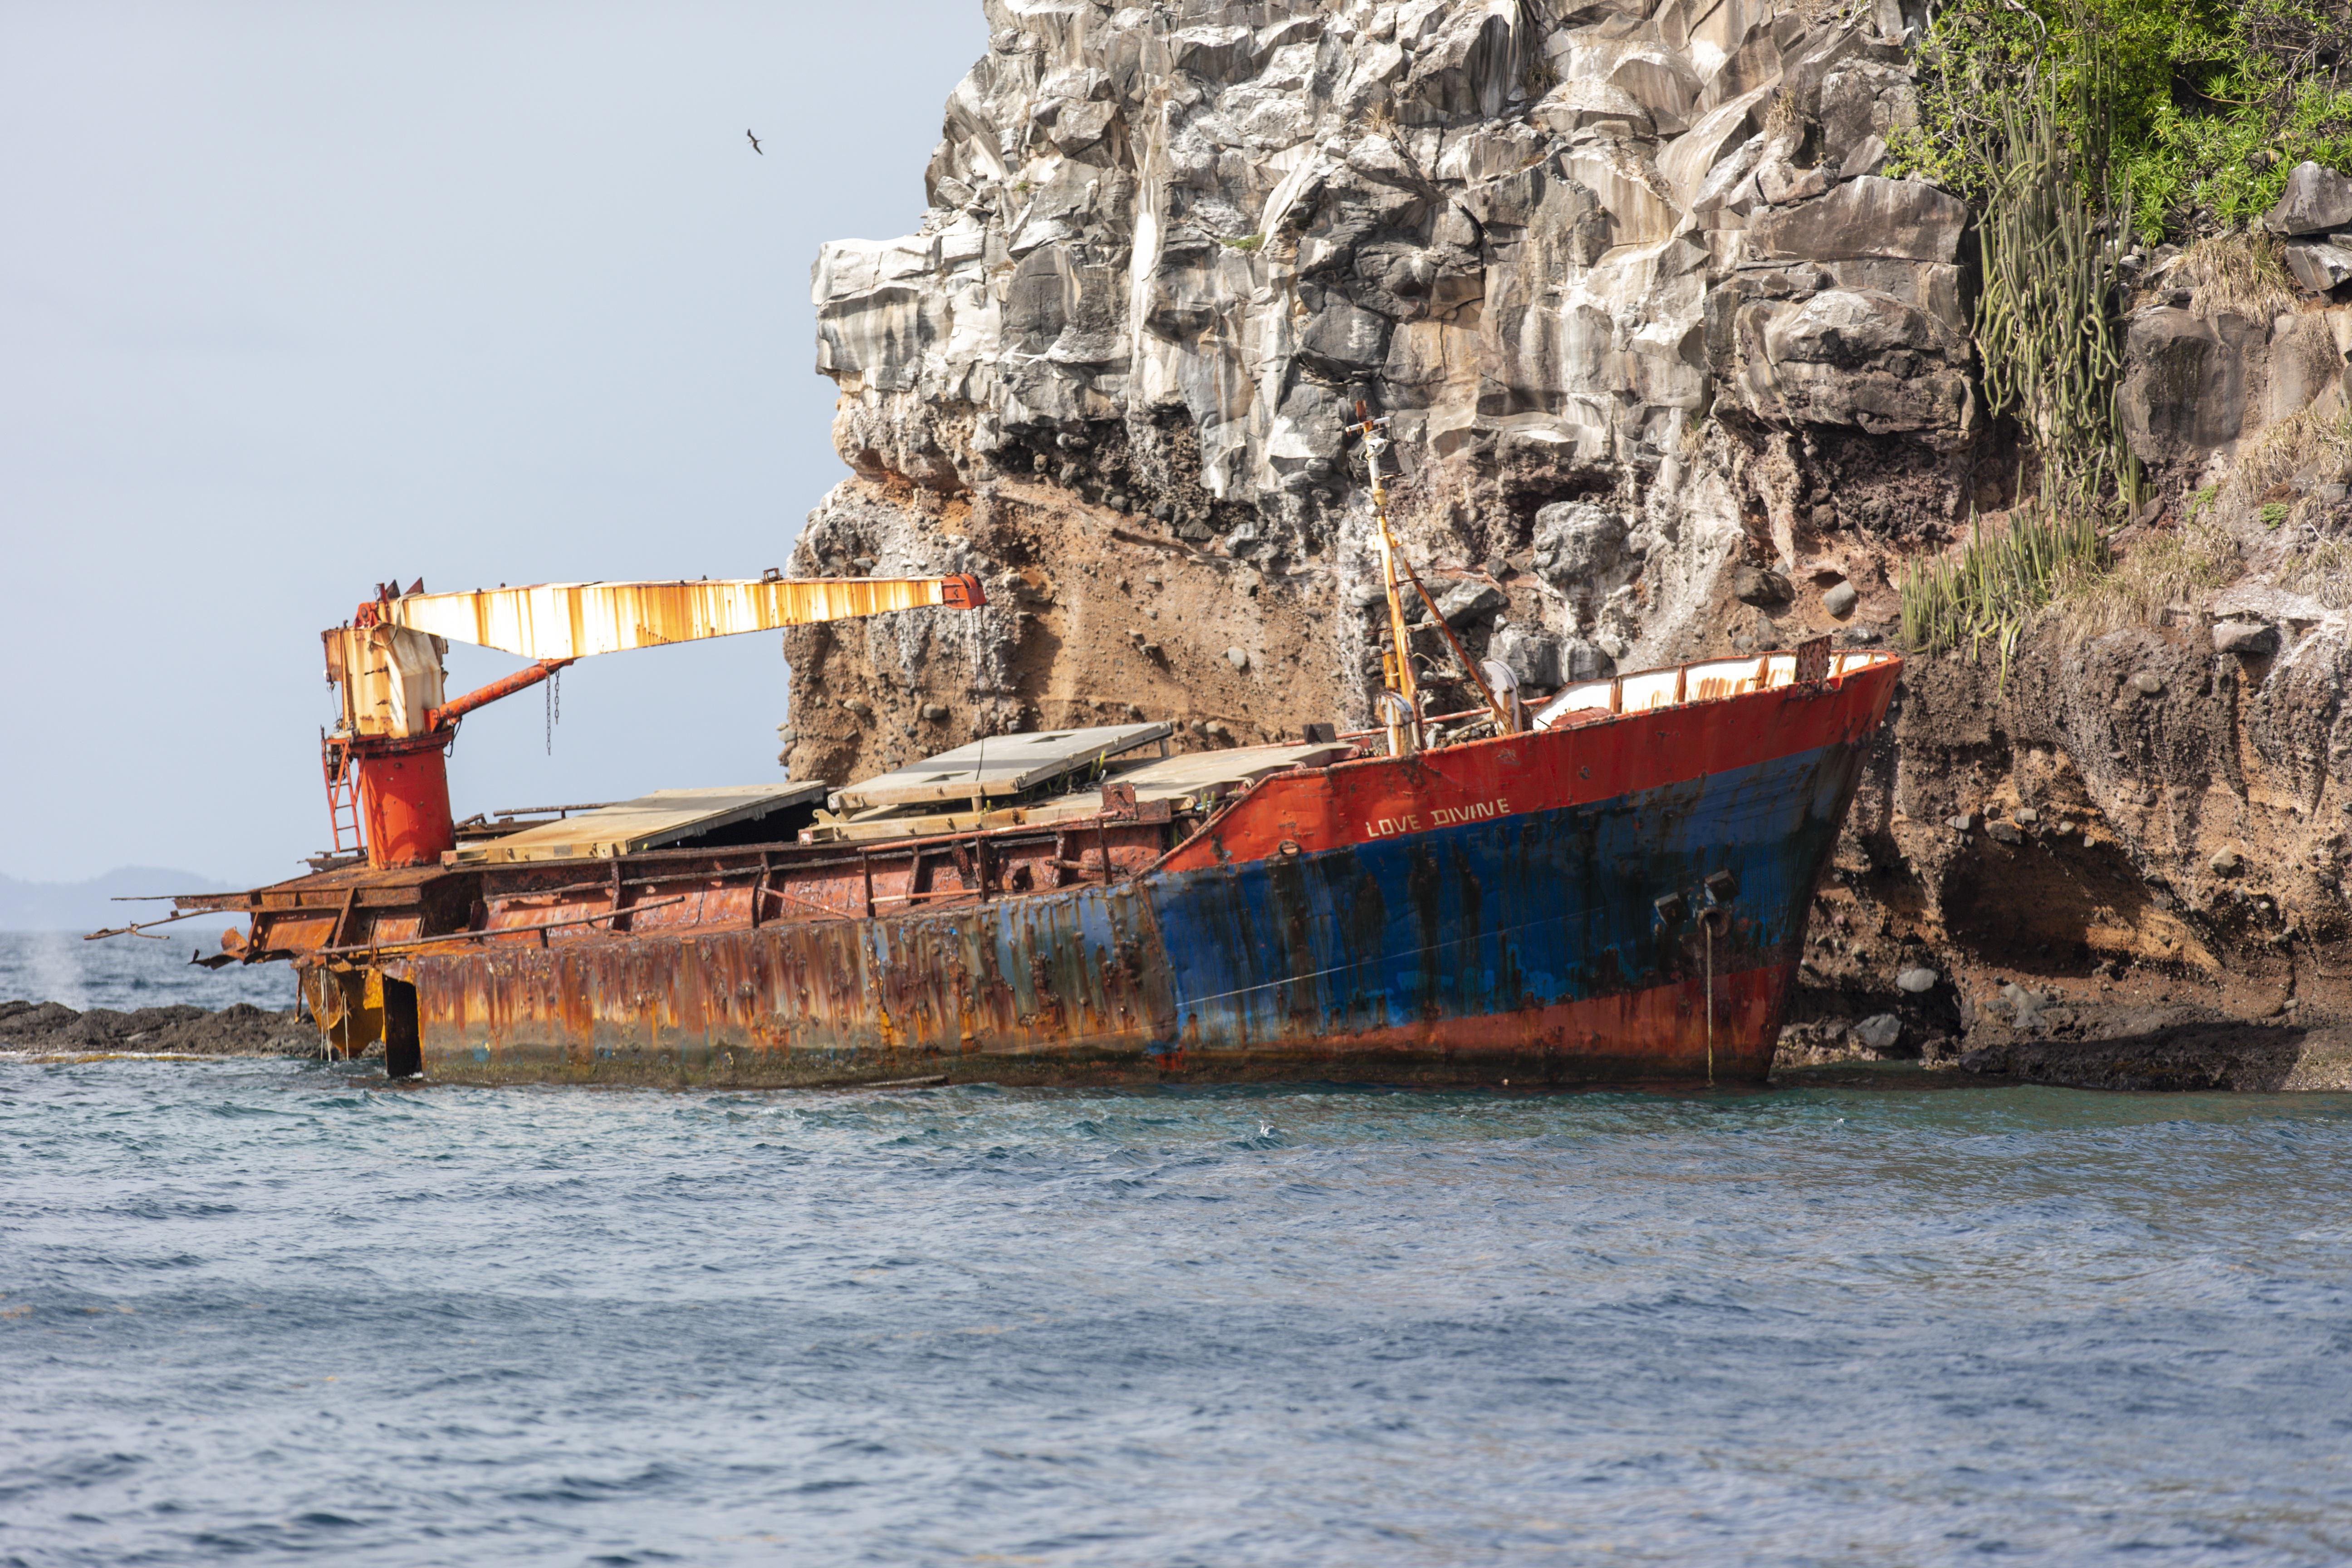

445,783,828,864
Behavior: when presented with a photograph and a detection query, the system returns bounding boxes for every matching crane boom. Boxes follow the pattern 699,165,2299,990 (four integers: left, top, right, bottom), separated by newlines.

320,571,988,870
383,574,986,660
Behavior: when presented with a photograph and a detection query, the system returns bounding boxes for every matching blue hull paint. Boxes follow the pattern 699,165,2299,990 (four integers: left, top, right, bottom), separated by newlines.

1147,739,1864,1056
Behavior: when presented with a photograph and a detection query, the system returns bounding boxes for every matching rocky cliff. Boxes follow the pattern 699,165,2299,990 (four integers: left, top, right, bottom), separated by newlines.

782,0,2352,1086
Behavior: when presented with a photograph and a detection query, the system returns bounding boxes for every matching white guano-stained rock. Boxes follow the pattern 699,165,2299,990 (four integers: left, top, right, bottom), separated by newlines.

785,0,1989,773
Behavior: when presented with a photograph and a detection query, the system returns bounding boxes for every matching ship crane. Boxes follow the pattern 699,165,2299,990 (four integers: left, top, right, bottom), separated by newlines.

323,572,987,869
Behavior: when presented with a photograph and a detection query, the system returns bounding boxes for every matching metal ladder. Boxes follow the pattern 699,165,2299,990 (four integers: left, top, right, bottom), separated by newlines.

322,731,363,857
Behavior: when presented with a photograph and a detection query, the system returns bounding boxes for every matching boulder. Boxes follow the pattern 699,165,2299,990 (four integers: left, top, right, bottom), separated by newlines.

1822,579,1859,617
1531,502,1627,588
2264,161,2352,235
1760,289,1953,366
1733,289,1972,433
2212,620,2281,656
1489,621,1563,688
1433,578,1508,627
1852,1014,1903,1052
2284,238,2352,294
2117,309,2253,464
1562,637,1616,682
1896,965,1939,994
1731,564,1793,606
1224,647,1251,671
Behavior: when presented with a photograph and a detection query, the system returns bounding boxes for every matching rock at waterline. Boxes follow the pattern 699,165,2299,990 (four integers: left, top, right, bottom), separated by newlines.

1999,983,2045,1029
0,999,313,1056
1852,1014,1903,1052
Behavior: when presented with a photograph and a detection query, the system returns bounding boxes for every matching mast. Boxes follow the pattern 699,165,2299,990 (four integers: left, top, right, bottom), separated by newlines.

1348,405,1419,756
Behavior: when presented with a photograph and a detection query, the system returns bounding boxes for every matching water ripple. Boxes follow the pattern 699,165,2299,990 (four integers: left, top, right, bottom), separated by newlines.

2,1060,2350,1564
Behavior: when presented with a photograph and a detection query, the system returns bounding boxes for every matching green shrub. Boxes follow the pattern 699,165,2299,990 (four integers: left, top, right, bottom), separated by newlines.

1892,0,2352,240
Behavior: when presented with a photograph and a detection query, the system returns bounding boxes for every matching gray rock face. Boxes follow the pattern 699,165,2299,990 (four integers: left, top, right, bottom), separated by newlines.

784,0,1993,779
1561,635,1616,682
1531,502,1626,588
1434,577,1508,627
2117,309,2263,464
2264,161,2352,235
1747,176,1966,263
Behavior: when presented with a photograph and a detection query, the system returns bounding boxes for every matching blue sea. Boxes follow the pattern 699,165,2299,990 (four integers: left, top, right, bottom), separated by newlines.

4,943,2351,1564
0,930,294,1014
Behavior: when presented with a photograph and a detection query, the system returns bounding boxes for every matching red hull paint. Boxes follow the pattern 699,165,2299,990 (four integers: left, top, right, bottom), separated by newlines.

1172,659,1899,870
1165,963,1791,1082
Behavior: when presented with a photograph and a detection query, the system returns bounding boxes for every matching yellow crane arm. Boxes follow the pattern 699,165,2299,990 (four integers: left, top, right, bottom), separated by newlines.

380,573,987,661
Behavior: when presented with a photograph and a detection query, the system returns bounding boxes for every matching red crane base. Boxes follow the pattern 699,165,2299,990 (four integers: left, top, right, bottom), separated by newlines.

351,730,457,869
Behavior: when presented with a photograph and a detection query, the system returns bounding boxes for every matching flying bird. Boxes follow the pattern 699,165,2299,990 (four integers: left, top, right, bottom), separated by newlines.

746,129,763,155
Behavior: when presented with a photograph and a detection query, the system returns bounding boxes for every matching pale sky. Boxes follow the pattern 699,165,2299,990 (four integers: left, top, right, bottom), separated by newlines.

0,1,987,885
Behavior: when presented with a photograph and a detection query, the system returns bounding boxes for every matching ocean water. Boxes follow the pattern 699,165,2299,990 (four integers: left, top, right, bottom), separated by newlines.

3,1051,2350,1566
0,931,294,1014
3,945,2350,1564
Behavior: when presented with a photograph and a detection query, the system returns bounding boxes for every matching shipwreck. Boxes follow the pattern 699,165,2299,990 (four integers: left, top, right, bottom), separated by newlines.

125,421,1898,1087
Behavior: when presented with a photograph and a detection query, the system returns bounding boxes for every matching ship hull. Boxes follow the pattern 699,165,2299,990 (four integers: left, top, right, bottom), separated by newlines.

392,661,1896,1089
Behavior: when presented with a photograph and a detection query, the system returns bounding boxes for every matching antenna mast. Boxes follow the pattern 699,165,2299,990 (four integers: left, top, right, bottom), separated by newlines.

1346,403,1419,755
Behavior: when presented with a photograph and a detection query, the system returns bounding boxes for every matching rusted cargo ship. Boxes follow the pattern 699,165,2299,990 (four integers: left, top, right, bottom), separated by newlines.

131,427,1899,1088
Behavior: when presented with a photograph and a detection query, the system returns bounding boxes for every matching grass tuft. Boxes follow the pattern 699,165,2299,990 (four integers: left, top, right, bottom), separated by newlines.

1900,502,2107,682
2176,230,2299,322
2050,517,2241,639
2233,396,2352,502
2280,538,2352,609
